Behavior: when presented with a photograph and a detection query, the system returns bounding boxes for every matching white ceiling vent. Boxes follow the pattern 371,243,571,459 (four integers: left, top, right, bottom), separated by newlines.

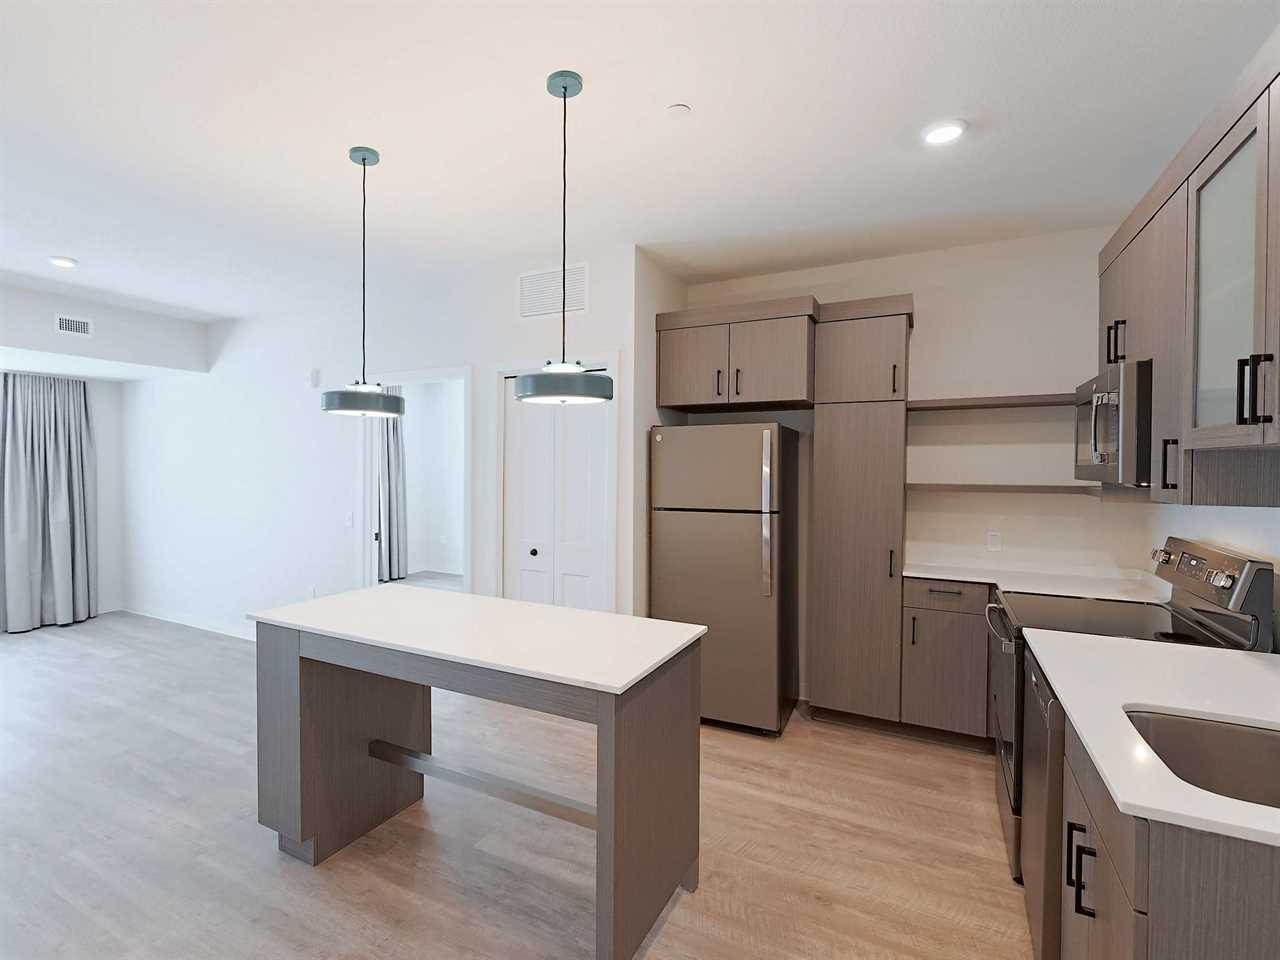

55,314,94,338
519,263,587,319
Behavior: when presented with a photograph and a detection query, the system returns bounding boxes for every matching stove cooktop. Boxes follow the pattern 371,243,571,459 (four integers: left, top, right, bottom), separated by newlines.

999,592,1246,649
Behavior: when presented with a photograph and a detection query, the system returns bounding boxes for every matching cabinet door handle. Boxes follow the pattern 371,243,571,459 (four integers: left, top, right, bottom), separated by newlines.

891,363,898,395
888,549,895,579
1236,357,1249,425
910,615,917,645
1073,844,1098,918
1160,438,1179,490
716,369,722,397
928,587,963,596
735,368,742,396
1065,821,1085,886
1114,319,1127,361
1248,353,1274,424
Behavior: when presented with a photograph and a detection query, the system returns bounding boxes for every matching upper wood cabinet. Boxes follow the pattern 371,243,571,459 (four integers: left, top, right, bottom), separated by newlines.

657,324,729,406
814,314,909,403
1183,93,1272,450
727,315,814,404
656,299,815,409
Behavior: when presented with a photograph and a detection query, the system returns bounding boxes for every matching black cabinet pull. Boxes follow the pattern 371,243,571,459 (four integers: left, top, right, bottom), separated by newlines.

910,615,917,646
1160,439,1179,490
1248,353,1274,424
1114,319,1127,361
1073,844,1097,918
888,549,895,579
1105,324,1116,365
1065,821,1085,885
1236,357,1250,425
529,548,538,557
928,587,963,596
891,363,898,395
735,368,742,396
715,369,722,396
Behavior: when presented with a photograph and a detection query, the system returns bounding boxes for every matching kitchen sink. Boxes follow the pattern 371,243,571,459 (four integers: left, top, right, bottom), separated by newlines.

1126,710,1280,809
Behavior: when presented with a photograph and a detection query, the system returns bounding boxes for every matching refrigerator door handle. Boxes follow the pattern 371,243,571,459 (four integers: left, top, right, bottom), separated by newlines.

761,429,772,597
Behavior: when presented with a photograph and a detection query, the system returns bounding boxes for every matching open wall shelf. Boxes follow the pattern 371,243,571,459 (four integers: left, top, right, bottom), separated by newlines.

907,393,1075,412
907,482,1099,496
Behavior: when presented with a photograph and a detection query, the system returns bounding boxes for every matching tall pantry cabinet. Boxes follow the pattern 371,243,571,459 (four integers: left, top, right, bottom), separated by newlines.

807,307,910,720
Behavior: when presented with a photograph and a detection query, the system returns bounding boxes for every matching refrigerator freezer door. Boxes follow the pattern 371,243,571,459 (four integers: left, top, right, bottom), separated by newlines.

650,509,781,731
650,423,780,512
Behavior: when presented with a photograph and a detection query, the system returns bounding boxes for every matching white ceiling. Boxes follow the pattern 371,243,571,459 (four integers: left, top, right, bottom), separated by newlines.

2,1,1278,322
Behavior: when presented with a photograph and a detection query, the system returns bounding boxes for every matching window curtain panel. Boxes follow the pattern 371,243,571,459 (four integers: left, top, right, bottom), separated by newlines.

1,373,98,633
375,387,407,583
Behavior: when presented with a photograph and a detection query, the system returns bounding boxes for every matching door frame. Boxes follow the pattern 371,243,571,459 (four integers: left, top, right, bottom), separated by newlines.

360,364,474,591
495,351,619,612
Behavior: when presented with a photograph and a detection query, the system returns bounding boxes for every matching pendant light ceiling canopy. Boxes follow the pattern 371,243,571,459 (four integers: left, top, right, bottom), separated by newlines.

322,146,404,418
515,70,614,406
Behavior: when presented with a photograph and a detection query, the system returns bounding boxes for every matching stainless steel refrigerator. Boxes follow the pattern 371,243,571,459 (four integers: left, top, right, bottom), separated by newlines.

649,422,798,734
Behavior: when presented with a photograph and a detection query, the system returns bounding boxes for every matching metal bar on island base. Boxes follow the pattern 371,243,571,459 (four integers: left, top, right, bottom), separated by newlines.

369,740,598,830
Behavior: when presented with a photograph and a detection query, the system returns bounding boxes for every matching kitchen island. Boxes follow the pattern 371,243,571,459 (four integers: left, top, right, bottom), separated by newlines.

250,584,705,960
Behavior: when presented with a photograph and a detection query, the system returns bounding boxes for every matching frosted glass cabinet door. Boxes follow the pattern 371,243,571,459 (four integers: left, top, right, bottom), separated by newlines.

1185,95,1270,447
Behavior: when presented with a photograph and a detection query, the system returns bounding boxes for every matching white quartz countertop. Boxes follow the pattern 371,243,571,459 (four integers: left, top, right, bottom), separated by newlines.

1025,628,1280,847
902,561,1171,604
249,584,706,695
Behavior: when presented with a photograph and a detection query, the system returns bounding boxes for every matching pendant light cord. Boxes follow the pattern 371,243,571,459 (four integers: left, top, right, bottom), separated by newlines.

361,158,368,384
561,84,568,365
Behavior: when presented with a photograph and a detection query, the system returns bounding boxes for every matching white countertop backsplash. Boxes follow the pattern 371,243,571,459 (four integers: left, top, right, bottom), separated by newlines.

902,558,1171,604
1025,629,1280,847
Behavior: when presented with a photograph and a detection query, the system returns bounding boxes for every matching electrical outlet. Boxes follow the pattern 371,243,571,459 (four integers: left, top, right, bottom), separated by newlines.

987,530,1003,552
344,512,354,528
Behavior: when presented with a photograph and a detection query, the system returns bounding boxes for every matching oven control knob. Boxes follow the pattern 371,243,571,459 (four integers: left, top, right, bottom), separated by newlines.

1210,570,1235,590
1151,548,1172,564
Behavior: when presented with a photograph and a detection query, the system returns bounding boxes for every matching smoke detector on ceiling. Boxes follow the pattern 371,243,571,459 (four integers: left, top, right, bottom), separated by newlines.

55,314,94,338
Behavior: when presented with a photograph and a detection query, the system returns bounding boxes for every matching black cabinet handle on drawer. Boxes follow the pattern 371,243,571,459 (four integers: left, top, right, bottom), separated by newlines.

1237,357,1250,425
1073,844,1097,918
1065,821,1085,885
1248,353,1274,424
927,587,963,596
1114,319,1126,361
1161,439,1179,490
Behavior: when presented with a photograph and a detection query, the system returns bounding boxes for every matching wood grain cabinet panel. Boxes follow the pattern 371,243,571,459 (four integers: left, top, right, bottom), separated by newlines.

658,324,729,407
902,577,989,615
1060,764,1094,960
727,315,814,404
815,315,909,403
808,401,905,720
900,609,987,736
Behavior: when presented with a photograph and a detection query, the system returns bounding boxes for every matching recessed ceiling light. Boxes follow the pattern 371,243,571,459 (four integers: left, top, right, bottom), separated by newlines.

48,256,78,269
922,120,967,145
666,103,692,118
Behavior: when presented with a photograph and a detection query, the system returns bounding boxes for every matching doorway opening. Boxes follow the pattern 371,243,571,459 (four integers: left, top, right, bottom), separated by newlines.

498,358,617,612
361,366,472,593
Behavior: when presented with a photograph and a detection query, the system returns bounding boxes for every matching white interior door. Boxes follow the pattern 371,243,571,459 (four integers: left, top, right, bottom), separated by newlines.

502,371,614,611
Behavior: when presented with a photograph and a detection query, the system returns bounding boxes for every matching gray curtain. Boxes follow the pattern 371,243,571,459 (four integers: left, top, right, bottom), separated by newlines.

1,373,98,633
376,386,407,582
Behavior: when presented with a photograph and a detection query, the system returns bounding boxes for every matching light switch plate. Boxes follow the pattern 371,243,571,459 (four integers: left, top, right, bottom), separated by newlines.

987,530,1002,552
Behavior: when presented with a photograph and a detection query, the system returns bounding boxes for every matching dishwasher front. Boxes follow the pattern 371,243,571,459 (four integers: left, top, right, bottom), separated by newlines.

1021,648,1065,960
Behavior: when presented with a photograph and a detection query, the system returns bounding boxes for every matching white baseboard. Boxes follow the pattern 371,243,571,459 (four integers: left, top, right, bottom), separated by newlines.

120,607,252,642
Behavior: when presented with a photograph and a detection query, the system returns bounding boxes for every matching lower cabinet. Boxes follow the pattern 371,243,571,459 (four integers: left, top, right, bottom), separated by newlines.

900,607,988,737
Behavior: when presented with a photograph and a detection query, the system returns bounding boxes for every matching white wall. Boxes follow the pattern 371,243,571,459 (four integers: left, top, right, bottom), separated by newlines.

87,379,124,612
401,379,465,576
118,243,641,638
1,281,209,373
685,225,1280,577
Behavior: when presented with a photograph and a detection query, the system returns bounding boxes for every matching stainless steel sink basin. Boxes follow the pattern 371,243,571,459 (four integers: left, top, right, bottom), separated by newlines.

1126,710,1280,809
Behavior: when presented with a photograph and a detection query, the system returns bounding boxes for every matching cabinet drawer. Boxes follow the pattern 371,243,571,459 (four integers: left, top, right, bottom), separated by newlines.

903,577,989,614
1066,720,1148,912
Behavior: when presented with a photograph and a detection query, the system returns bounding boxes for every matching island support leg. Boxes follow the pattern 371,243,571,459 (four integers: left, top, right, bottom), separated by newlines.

257,624,431,865
595,642,700,960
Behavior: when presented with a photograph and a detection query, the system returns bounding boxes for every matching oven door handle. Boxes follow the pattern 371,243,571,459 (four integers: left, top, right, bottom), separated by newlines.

1090,393,1102,464
985,602,1015,653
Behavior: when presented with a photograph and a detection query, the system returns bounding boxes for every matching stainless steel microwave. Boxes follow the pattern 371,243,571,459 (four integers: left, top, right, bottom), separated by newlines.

1074,359,1151,486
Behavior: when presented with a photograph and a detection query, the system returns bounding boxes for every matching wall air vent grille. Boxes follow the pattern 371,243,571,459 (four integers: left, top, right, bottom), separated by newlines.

55,315,94,337
519,263,587,318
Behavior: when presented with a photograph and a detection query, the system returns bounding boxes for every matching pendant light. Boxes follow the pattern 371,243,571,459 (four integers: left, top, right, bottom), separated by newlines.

514,71,614,405
321,146,405,418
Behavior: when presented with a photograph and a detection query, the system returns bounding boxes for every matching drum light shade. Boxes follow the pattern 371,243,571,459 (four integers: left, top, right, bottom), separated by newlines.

514,361,613,405
321,383,405,417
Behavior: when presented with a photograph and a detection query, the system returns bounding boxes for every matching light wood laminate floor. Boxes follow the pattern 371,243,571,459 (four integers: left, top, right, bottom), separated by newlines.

0,612,1032,959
